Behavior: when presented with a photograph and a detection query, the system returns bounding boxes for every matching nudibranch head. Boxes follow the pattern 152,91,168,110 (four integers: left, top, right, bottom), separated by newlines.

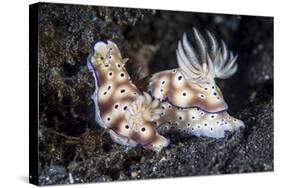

89,40,122,69
148,28,239,113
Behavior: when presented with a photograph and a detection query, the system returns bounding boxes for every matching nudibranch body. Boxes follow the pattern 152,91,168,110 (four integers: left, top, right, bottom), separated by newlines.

87,40,169,151
148,28,244,138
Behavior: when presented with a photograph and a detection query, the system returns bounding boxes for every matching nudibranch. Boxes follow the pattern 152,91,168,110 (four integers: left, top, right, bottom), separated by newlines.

148,28,244,138
87,40,169,151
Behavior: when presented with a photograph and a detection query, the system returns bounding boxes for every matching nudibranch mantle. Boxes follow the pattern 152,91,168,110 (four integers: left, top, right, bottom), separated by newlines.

148,68,227,113
88,40,169,151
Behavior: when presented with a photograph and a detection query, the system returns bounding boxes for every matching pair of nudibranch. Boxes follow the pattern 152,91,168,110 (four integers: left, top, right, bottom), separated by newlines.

87,28,244,151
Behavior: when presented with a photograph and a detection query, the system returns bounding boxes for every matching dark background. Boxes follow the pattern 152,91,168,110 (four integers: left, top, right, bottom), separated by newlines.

36,3,273,185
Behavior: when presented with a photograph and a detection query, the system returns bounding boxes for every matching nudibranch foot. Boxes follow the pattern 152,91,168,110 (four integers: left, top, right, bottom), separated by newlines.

109,130,138,147
157,102,244,139
144,133,170,152
178,113,245,139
